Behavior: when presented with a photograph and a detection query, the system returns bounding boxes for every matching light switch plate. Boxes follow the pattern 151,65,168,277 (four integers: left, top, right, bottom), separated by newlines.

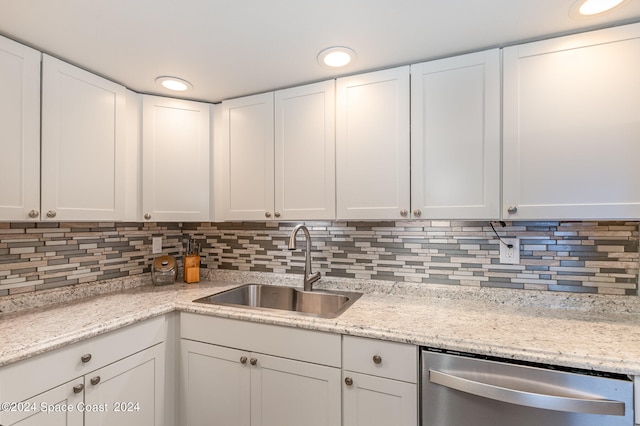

499,238,520,264
152,236,162,254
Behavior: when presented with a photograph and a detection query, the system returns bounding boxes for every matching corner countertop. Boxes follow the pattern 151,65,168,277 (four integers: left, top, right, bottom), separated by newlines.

1,270,640,375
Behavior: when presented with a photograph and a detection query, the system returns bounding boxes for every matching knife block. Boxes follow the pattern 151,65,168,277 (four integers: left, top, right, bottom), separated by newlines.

183,254,200,283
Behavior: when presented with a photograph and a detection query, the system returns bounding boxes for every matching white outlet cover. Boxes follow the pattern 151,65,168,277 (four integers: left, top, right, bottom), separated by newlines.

152,236,162,254
499,238,520,264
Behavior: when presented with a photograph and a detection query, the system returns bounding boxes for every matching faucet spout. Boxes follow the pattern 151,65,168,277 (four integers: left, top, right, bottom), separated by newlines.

288,224,321,291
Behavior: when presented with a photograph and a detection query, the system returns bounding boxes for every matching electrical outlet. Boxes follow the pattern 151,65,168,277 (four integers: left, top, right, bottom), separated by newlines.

152,236,162,254
499,238,520,264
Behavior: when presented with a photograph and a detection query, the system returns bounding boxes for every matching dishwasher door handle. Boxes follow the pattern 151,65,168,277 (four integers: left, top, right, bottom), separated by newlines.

429,369,625,416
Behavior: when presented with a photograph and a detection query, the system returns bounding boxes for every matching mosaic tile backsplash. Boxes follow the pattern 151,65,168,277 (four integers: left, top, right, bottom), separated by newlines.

1,220,638,296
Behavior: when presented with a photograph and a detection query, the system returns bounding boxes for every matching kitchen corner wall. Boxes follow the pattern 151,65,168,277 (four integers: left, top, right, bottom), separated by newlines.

0,222,182,296
1,220,638,297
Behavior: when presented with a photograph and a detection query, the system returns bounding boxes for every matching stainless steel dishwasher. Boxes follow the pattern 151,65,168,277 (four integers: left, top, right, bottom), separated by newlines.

421,348,634,426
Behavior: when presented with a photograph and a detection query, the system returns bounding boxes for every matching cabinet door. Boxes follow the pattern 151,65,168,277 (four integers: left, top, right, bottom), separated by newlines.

251,353,341,426
84,343,165,426
336,67,411,220
180,340,250,426
342,371,417,426
0,379,84,426
41,54,126,221
503,23,640,220
275,81,336,220
411,49,500,220
218,92,275,220
142,95,210,222
0,36,41,221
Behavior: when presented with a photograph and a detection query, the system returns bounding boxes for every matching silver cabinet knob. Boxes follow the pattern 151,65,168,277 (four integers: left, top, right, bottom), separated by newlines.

400,209,408,217
81,354,92,363
373,355,382,364
73,384,84,394
46,210,56,218
274,212,281,218
507,206,518,215
240,356,248,365
90,376,101,386
265,212,272,218
144,213,152,220
413,209,422,217
28,210,39,218
344,377,353,386
250,357,258,366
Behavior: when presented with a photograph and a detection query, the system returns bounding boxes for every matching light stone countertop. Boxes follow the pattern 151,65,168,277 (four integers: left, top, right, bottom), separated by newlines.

1,270,640,376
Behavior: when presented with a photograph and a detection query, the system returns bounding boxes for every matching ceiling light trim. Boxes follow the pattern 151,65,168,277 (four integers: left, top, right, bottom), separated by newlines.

155,76,193,92
569,0,631,19
317,46,357,69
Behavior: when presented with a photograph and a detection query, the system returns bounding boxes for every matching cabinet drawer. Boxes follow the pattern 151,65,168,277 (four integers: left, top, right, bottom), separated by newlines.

343,335,417,383
180,313,341,367
0,315,166,403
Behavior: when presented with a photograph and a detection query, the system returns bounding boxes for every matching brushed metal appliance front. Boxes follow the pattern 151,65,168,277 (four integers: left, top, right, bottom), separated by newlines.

421,348,634,426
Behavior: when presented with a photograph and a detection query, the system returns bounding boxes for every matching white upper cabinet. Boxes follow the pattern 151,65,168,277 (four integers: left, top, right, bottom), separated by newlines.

411,49,501,220
336,67,411,220
142,95,211,222
41,54,126,221
218,92,275,221
275,81,336,220
503,23,640,220
218,81,335,221
0,35,41,221
124,90,141,222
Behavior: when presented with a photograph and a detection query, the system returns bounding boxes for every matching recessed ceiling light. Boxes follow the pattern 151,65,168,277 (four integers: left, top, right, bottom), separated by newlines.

569,0,630,18
155,76,193,92
317,46,356,69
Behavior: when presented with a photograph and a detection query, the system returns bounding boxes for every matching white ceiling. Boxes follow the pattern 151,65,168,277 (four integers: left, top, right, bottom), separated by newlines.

1,0,640,104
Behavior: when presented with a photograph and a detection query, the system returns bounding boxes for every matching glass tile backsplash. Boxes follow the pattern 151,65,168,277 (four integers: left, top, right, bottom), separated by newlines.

1,220,638,296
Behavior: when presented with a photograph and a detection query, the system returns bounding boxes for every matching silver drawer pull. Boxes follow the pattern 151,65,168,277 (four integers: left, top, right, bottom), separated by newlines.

90,376,101,386
81,354,92,363
429,369,625,416
73,384,84,394
373,355,382,364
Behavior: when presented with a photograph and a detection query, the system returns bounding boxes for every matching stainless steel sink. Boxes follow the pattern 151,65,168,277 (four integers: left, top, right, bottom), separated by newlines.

193,283,362,318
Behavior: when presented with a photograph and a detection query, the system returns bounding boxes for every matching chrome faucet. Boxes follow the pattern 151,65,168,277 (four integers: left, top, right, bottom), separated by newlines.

288,224,321,291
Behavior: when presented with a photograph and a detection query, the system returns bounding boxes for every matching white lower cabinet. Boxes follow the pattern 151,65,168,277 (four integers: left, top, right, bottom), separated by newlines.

179,313,341,426
83,343,165,426
342,336,418,426
342,372,416,426
0,317,168,426
0,379,84,426
180,341,250,426
252,353,340,426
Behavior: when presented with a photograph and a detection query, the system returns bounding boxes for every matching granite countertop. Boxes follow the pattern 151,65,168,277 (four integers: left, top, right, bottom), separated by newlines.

1,270,640,375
